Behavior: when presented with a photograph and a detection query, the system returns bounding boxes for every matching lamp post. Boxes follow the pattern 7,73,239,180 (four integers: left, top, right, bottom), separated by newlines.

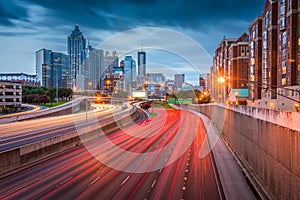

85,97,88,126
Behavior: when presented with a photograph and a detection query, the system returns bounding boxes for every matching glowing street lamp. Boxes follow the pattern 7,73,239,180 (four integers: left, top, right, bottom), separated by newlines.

217,77,226,83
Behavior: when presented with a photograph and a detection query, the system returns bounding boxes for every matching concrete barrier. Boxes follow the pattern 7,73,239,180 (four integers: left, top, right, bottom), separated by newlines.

0,107,140,175
184,104,300,200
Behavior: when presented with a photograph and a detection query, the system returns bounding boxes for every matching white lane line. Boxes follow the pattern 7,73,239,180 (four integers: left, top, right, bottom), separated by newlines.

121,176,130,185
56,177,73,187
165,158,168,163
151,179,157,188
159,168,163,173
122,156,128,161
144,155,149,160
88,177,100,186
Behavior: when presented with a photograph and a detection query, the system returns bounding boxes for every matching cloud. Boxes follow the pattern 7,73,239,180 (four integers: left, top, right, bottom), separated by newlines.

1,0,264,30
0,0,29,26
0,0,265,77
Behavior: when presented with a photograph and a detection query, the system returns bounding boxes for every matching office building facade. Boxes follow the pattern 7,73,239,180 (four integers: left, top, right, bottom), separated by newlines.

137,50,146,86
36,49,69,88
123,56,137,91
52,52,69,88
174,74,185,89
36,48,52,87
84,48,104,90
67,24,86,89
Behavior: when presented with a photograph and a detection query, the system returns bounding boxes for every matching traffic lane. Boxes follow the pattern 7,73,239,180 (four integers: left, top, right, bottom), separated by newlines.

0,108,128,152
76,110,182,199
0,109,170,198
0,104,115,137
0,109,221,200
81,109,197,200
184,120,220,200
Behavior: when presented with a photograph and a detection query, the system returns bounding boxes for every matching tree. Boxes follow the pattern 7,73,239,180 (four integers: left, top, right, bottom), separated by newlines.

48,88,56,106
36,94,50,105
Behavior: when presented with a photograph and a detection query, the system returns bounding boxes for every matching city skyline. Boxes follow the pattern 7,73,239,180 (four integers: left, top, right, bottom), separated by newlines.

0,0,265,81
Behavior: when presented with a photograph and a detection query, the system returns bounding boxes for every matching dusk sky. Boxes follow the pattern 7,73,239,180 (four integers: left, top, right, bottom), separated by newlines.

0,0,265,84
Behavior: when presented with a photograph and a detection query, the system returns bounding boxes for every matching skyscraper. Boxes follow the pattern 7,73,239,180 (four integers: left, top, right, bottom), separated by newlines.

175,74,185,89
123,56,137,91
36,48,52,87
84,47,104,90
104,51,119,74
52,52,69,88
35,49,69,88
138,50,146,76
137,50,146,86
67,24,86,89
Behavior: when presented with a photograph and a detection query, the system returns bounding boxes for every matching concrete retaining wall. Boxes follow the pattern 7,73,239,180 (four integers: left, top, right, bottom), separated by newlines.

0,109,140,175
184,104,300,200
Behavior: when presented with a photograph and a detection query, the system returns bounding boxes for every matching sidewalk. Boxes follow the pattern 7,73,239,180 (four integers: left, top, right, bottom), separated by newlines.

171,105,257,200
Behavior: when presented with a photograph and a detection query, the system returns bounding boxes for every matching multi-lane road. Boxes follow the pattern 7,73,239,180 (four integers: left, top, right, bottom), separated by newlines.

0,106,223,199
0,103,130,151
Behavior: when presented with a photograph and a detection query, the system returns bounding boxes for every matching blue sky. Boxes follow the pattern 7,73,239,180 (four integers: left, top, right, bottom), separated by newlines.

0,0,265,85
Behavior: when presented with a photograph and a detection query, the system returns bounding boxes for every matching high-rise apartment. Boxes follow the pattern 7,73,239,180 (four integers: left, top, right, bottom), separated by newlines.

249,17,263,101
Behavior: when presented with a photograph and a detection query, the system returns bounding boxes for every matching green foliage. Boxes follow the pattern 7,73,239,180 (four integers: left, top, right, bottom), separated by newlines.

22,86,73,104
44,100,68,108
154,101,174,109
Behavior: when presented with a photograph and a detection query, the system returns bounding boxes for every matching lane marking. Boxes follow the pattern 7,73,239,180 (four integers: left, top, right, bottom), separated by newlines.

56,177,73,187
121,176,130,185
151,179,157,188
88,177,100,186
159,168,163,173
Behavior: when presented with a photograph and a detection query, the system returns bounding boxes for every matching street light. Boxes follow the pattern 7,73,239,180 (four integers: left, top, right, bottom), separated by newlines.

217,77,226,83
88,82,92,91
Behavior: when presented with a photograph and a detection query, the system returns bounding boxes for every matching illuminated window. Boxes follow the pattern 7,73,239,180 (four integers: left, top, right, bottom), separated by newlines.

282,66,287,74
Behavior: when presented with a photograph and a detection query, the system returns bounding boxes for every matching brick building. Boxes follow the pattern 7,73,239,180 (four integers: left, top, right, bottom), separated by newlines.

228,33,249,90
249,17,263,101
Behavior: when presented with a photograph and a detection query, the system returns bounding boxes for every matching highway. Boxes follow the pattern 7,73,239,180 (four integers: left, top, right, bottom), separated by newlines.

0,103,130,151
0,107,222,199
